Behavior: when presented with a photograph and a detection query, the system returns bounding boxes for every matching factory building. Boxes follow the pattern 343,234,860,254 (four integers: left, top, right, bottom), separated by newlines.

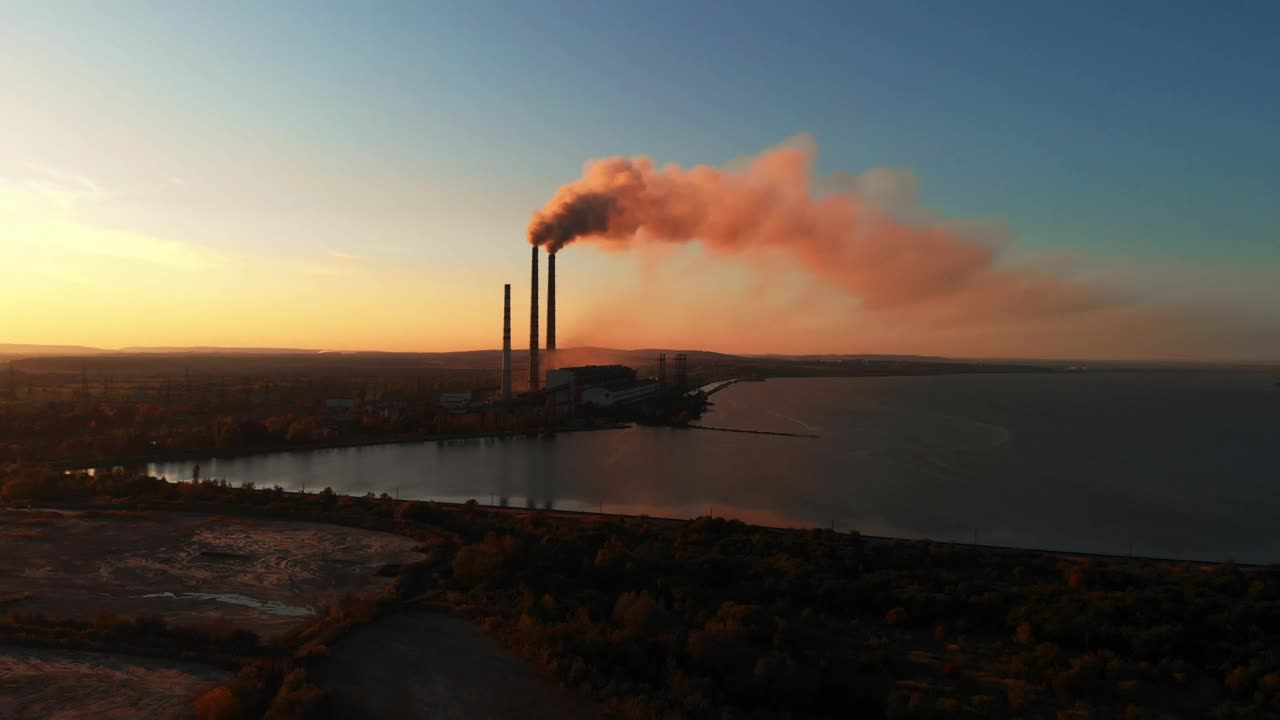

546,365,658,411
581,382,659,408
546,365,634,402
439,387,499,413
439,392,472,413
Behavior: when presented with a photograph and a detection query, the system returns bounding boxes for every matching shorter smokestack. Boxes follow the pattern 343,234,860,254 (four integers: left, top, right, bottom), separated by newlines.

502,284,512,402
529,246,540,392
547,251,556,368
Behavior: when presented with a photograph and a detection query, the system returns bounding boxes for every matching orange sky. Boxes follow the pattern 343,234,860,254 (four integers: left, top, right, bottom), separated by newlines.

3,4,1279,363
1,146,1276,362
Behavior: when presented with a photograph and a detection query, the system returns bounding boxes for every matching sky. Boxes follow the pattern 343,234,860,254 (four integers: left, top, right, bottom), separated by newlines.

1,0,1277,360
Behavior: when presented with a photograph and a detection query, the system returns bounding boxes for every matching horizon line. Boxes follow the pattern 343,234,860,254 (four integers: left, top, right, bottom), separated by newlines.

1,342,1276,367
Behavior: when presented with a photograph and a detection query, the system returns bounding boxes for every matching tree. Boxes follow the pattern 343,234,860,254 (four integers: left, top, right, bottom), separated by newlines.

194,686,241,720
286,417,317,443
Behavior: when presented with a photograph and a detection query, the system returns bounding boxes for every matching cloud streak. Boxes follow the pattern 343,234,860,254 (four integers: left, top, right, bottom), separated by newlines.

1,169,222,271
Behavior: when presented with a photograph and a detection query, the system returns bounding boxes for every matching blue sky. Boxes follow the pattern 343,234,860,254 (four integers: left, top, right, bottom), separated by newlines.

2,1,1277,357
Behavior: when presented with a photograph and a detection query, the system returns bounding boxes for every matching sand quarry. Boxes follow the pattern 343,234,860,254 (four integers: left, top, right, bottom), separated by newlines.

0,646,228,720
0,508,421,717
0,508,597,718
0,508,421,635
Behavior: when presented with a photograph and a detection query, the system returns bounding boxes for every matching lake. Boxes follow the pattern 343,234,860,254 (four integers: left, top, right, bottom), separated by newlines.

150,373,1280,563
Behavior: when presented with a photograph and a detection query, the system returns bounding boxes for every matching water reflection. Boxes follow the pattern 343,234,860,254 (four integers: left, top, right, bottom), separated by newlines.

150,373,1280,563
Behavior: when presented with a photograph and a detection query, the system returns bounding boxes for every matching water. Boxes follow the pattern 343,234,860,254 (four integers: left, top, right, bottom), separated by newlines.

135,592,315,617
150,373,1280,563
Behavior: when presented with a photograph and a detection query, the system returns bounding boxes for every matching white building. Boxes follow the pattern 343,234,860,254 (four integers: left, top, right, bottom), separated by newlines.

581,381,659,408
438,392,472,413
546,365,637,405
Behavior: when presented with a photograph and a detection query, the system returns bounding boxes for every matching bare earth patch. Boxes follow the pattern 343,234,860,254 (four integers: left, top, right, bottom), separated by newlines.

314,611,599,720
0,509,421,635
0,646,227,720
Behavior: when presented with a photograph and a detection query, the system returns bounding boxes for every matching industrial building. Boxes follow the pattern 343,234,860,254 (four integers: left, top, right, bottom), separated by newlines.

438,392,473,413
439,387,500,413
546,365,658,410
581,382,659,408
479,246,699,425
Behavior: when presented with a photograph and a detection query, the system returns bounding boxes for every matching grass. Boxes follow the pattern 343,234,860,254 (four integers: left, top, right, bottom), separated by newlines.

81,509,153,521
188,515,256,530
19,516,62,526
0,592,32,607
0,529,46,540
0,509,63,521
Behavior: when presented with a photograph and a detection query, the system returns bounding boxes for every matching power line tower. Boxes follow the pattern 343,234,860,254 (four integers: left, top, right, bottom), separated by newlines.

675,353,689,391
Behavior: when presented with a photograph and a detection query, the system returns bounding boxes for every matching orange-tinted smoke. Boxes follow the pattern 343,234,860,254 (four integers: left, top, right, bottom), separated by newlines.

528,139,1111,317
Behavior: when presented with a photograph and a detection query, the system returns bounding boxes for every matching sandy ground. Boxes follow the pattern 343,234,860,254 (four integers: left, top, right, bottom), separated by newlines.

0,509,422,635
314,612,599,720
0,646,227,720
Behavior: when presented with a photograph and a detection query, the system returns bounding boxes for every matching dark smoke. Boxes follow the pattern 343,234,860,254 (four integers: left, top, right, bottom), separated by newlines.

528,192,617,254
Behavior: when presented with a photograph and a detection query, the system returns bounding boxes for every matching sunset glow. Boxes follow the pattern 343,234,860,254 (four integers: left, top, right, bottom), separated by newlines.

2,3,1277,361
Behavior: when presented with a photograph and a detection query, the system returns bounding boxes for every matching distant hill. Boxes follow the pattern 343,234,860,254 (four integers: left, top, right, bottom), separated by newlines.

749,353,955,363
120,346,321,355
12,344,1241,374
0,343,110,357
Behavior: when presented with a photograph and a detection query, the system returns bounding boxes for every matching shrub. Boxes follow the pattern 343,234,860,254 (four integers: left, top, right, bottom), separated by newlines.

264,669,327,720
452,541,503,585
194,686,242,720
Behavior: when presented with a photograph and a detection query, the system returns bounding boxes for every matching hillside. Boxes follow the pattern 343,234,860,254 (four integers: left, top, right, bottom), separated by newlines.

0,344,109,357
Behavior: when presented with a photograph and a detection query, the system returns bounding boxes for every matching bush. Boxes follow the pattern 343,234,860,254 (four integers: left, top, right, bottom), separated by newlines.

452,541,503,586
194,686,242,720
264,669,327,720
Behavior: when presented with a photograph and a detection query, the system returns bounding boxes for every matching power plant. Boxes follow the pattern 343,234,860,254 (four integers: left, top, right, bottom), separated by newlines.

478,244,699,421
546,251,556,369
501,283,511,403
529,246,539,392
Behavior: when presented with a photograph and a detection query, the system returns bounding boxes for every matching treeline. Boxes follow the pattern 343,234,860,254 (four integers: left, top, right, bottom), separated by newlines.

3,465,1280,718
0,400,420,462
0,401,563,465
419,518,1280,718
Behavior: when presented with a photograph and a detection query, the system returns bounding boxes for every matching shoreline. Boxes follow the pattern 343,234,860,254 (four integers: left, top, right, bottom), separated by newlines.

48,422,632,471
40,368,1181,471
10,493,1258,568
422,497,1262,567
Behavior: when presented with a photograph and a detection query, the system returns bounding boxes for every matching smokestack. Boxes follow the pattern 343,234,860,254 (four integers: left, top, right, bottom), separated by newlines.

529,246,539,392
546,251,556,366
502,284,512,402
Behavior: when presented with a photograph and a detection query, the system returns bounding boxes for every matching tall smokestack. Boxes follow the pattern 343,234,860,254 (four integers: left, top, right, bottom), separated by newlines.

546,251,556,367
529,246,539,392
502,284,512,403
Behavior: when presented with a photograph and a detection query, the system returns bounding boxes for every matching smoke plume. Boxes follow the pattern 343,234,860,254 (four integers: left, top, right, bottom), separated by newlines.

529,137,1111,320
